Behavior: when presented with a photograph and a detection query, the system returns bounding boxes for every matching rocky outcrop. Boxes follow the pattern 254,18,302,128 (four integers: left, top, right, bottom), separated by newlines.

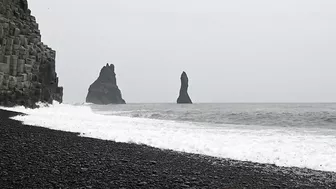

177,71,192,104
86,64,125,104
0,0,63,108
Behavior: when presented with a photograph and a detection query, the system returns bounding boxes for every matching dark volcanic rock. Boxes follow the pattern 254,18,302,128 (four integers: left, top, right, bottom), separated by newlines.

1,109,335,189
86,64,125,104
0,0,63,108
177,71,192,104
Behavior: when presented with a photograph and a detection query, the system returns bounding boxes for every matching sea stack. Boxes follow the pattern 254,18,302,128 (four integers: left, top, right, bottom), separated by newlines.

177,71,192,104
0,0,63,108
86,64,125,104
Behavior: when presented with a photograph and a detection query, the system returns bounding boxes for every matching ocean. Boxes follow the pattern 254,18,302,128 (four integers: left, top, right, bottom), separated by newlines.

3,103,336,172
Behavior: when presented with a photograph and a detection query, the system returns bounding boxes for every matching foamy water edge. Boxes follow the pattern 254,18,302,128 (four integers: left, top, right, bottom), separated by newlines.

2,102,336,172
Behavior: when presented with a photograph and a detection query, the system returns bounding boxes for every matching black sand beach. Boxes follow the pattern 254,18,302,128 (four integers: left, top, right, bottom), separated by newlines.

0,109,335,189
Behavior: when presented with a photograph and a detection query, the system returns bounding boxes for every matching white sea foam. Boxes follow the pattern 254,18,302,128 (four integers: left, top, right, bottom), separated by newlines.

2,103,336,172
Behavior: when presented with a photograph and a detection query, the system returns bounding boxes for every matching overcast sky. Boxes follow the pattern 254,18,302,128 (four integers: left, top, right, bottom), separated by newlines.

29,0,336,103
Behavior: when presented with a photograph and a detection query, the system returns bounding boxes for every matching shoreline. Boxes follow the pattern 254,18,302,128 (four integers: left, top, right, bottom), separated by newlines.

0,109,335,188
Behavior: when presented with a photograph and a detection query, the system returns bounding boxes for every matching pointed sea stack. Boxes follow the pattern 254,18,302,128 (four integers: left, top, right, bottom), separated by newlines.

177,71,192,104
86,64,125,104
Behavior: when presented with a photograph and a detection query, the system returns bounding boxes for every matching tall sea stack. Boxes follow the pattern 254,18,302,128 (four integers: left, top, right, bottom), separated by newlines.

0,0,63,108
177,71,192,104
86,64,125,104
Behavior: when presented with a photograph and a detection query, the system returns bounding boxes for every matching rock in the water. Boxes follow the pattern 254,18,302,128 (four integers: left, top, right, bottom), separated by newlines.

86,64,125,104
0,0,63,108
177,71,192,104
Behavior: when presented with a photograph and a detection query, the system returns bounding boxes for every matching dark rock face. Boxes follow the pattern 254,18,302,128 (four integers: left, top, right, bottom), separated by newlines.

177,71,192,104
0,0,63,108
86,64,125,104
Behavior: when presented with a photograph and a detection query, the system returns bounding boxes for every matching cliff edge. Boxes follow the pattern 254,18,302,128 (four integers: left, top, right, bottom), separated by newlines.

0,0,63,108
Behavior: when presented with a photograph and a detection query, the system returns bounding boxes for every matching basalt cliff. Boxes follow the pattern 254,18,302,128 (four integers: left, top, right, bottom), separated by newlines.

0,0,63,108
177,71,192,104
86,64,125,104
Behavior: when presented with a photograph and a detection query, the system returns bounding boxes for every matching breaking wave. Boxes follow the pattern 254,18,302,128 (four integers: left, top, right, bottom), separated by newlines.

2,103,336,172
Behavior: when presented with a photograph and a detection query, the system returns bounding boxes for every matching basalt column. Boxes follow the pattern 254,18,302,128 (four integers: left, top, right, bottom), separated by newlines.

0,0,63,107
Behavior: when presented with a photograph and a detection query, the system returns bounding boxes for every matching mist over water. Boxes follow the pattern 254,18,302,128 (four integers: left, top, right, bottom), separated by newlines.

29,0,336,103
3,103,336,172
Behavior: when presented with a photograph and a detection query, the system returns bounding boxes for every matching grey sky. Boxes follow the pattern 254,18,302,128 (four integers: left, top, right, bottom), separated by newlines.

29,0,336,103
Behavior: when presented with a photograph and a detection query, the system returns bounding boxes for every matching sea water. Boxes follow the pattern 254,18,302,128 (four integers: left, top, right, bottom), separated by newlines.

2,103,336,172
